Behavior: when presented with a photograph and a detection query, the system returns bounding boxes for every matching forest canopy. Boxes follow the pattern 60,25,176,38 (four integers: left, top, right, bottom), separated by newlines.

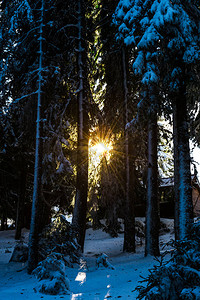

0,0,200,274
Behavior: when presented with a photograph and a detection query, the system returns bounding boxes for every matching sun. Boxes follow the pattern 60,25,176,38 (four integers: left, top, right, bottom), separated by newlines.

89,140,112,167
93,142,109,155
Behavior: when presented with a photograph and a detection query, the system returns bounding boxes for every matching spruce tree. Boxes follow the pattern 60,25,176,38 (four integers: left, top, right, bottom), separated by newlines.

114,0,200,242
72,0,90,251
27,0,45,274
1,0,75,268
122,47,136,252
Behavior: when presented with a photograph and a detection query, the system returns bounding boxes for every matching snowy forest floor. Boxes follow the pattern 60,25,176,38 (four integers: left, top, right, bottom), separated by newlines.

0,218,174,300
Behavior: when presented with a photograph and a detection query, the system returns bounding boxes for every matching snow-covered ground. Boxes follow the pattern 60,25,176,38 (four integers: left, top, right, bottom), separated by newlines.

0,219,174,300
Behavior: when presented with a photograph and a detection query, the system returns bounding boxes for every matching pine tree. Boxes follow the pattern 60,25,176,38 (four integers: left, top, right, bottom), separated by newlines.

0,0,36,236
96,0,139,251
1,0,75,268
114,1,161,256
114,0,200,242
122,47,136,252
27,0,45,274
145,88,160,256
72,0,90,251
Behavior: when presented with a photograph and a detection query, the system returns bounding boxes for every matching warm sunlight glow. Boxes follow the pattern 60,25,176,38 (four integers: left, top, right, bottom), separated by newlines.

89,140,112,168
94,142,109,155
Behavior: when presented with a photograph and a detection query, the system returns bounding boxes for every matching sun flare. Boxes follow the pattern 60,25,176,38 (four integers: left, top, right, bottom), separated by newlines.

89,140,112,167
93,142,109,155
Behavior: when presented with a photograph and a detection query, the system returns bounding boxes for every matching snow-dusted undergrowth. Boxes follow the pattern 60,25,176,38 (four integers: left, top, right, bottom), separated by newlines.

96,253,115,270
136,221,200,299
33,252,70,295
0,218,174,299
39,215,81,265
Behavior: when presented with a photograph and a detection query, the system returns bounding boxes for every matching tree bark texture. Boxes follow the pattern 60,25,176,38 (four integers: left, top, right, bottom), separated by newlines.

145,91,160,257
172,99,180,240
173,84,193,240
27,0,44,274
72,0,89,252
39,195,51,230
122,47,135,252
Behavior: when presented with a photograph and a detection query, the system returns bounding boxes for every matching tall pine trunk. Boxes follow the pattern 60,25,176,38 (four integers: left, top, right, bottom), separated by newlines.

122,47,135,252
145,91,160,256
173,83,193,240
173,98,180,240
72,0,89,252
27,0,44,273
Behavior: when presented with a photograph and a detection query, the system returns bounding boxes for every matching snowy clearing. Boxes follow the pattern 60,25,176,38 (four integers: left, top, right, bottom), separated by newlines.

0,219,174,300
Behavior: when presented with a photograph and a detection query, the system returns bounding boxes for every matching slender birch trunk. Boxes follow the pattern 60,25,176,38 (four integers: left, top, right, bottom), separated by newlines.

122,47,135,252
27,0,44,273
72,0,89,251
145,90,160,256
174,83,193,240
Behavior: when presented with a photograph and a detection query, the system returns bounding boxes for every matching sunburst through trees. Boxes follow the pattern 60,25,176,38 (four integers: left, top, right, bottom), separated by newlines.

89,140,112,168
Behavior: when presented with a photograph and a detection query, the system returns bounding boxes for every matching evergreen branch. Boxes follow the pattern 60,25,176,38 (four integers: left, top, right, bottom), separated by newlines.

48,43,60,51
11,91,38,107
17,26,40,46
57,24,78,33
126,98,148,131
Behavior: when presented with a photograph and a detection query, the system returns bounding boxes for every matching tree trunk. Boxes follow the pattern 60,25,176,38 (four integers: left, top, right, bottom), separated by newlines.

1,213,6,231
145,91,160,256
174,84,193,240
105,204,119,237
72,0,89,252
15,164,27,240
27,0,44,274
172,99,180,240
39,194,51,230
122,47,135,252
